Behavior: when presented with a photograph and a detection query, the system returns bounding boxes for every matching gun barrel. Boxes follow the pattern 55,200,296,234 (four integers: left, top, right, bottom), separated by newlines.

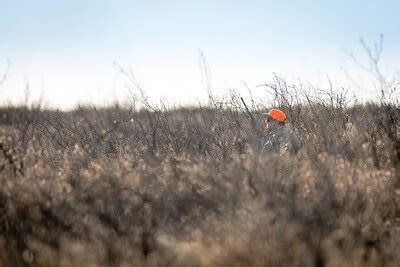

240,97,266,142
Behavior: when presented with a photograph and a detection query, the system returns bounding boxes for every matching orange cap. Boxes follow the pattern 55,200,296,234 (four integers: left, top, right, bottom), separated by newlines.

267,109,286,123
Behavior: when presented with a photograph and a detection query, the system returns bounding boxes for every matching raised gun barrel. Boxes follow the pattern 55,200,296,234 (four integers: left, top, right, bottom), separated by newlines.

240,97,267,145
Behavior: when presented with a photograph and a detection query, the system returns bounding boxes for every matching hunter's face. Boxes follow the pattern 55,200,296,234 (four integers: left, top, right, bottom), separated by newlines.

264,117,279,131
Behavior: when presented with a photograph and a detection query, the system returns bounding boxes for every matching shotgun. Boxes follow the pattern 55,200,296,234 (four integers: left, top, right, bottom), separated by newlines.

240,97,267,145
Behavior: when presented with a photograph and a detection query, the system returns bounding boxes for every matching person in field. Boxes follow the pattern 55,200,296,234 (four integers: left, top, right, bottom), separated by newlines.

261,109,301,153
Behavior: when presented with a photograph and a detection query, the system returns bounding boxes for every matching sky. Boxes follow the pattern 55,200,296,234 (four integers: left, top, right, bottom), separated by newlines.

0,0,399,108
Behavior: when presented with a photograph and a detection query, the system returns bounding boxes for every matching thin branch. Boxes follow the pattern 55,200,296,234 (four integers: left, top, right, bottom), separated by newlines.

0,59,11,87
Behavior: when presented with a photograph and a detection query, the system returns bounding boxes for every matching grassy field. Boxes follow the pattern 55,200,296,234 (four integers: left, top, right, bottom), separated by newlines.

0,88,398,266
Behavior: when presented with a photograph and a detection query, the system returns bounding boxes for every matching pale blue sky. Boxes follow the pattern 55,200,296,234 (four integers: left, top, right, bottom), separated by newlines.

0,0,399,108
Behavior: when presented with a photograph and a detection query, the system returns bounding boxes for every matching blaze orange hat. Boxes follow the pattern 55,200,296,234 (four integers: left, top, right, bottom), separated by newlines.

265,109,286,123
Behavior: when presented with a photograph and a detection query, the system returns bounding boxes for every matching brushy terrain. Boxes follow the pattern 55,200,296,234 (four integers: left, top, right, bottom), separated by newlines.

0,85,399,266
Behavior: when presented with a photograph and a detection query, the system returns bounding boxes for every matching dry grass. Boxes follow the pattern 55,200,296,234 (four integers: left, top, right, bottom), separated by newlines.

0,90,398,266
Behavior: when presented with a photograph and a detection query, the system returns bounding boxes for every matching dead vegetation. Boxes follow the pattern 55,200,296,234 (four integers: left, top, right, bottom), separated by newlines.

0,81,398,266
0,35,399,265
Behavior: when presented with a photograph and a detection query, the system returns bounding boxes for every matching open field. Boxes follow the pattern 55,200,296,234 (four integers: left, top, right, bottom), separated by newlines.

1,1,399,265
0,92,398,266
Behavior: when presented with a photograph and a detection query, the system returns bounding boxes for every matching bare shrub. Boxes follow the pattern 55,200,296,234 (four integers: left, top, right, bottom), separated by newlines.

0,79,398,267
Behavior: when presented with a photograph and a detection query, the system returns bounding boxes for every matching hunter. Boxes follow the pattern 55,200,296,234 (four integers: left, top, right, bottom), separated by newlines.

261,109,301,153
